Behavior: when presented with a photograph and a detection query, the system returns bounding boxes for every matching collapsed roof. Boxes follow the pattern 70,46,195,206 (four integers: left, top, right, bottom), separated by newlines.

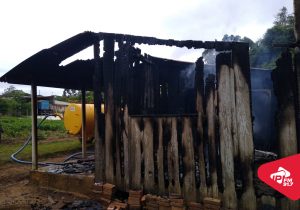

0,31,243,90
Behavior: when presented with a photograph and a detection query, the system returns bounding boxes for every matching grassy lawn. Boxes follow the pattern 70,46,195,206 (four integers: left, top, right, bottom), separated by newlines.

0,116,68,141
0,116,86,166
0,139,82,166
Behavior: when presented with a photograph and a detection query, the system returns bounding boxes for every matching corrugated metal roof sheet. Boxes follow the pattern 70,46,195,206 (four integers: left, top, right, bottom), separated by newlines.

0,31,99,90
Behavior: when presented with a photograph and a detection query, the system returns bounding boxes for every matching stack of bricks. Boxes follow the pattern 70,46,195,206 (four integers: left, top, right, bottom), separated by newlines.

203,198,221,210
128,190,143,209
143,194,159,210
107,201,128,210
169,194,185,210
188,202,203,210
91,183,104,202
158,197,171,210
100,183,116,205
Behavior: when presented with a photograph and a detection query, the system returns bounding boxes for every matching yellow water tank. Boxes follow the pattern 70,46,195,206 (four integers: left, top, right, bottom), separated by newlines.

64,103,95,140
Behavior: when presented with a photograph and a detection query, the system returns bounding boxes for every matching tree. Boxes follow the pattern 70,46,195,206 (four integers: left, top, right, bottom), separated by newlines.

202,35,254,65
202,7,295,69
251,7,295,68
0,85,31,116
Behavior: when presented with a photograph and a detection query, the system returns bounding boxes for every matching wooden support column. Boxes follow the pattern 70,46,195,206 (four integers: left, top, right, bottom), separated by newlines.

182,117,197,201
31,84,38,170
143,118,155,193
103,37,115,184
272,51,299,210
81,88,87,159
157,118,165,195
205,74,218,198
216,53,237,210
130,117,142,189
167,117,181,195
232,44,256,210
294,52,300,153
93,41,105,182
194,57,207,199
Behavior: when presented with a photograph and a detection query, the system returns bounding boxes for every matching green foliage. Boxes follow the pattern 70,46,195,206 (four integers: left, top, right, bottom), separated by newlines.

56,89,94,103
202,7,295,69
0,85,31,116
0,116,68,140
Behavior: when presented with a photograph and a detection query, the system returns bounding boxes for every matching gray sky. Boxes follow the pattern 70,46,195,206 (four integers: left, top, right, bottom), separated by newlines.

0,0,293,95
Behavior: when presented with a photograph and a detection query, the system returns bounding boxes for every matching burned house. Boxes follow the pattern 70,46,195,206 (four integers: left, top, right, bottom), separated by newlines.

1,31,299,209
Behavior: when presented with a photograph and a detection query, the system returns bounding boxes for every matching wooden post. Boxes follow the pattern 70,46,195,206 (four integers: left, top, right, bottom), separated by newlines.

103,37,115,184
232,44,256,210
31,84,38,170
182,117,197,201
167,117,181,195
93,41,105,182
143,118,155,193
130,117,142,189
194,57,207,199
294,52,300,153
81,88,87,159
122,105,130,190
216,53,237,210
272,51,298,157
272,51,299,210
205,74,218,198
157,118,165,195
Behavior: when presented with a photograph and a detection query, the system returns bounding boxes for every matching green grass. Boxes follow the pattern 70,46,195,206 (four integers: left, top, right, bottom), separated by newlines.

0,139,82,166
0,116,68,140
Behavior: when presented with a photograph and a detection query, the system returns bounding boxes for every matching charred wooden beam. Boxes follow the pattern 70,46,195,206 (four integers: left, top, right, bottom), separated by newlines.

182,117,197,201
272,51,298,157
232,45,256,210
194,57,208,200
143,118,155,193
130,117,143,190
98,32,247,51
216,52,237,210
93,42,105,182
205,74,218,198
157,118,165,195
167,118,181,195
103,37,115,184
294,52,300,153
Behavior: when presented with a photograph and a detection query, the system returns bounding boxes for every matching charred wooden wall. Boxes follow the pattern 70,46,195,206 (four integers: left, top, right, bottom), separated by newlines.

93,38,256,209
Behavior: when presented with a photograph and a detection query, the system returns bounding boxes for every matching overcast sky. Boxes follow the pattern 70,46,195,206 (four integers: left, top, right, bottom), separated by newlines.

0,0,293,95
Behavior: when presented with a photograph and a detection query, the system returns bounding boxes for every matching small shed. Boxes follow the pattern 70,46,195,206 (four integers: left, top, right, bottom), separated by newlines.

0,32,256,209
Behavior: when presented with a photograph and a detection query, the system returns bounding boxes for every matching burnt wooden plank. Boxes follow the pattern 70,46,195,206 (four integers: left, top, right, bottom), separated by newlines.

230,67,238,158
130,117,143,190
194,58,207,200
295,52,300,153
167,117,181,195
232,45,256,210
205,74,218,198
182,117,197,201
157,118,165,195
93,42,105,182
103,37,115,184
143,118,155,193
122,105,130,190
216,53,237,210
272,51,298,157
272,52,299,210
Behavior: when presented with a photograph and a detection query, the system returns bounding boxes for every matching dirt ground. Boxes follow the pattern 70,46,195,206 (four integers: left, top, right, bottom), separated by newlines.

0,156,93,210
